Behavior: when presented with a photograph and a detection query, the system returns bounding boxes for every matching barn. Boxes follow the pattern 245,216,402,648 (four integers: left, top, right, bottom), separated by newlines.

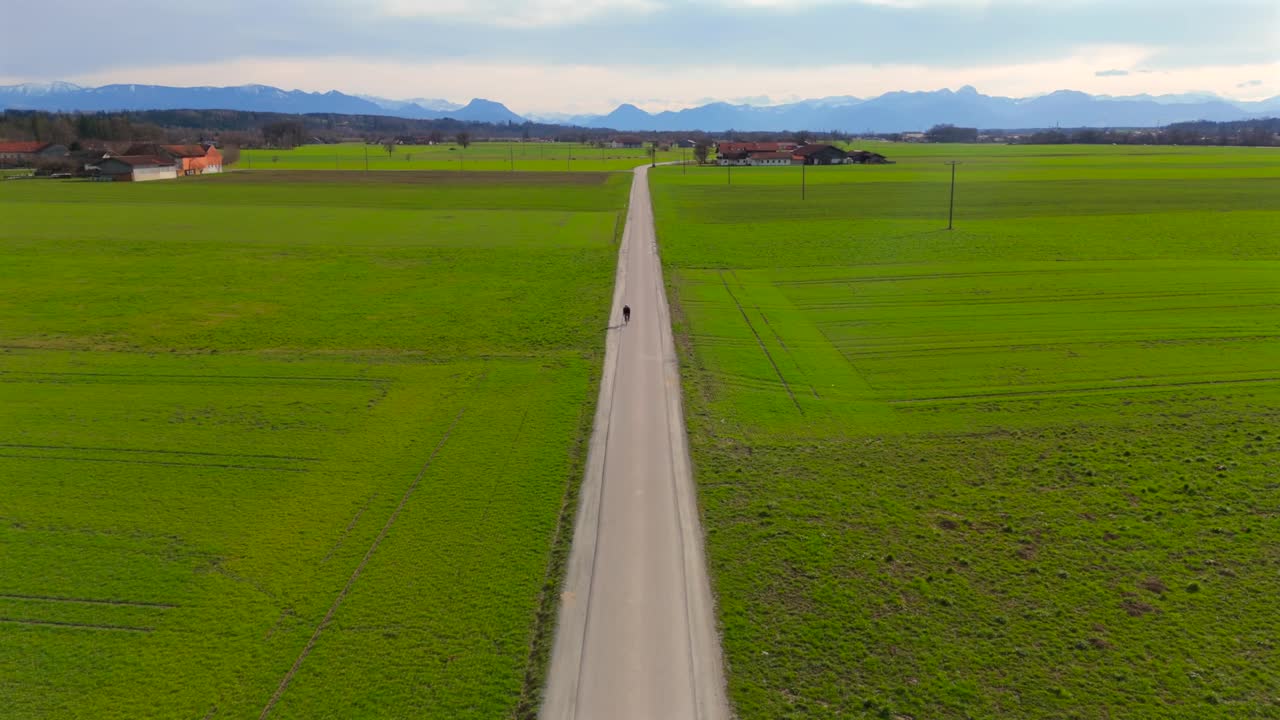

163,145,223,175
91,156,179,182
792,144,848,165
609,137,645,149
125,143,224,175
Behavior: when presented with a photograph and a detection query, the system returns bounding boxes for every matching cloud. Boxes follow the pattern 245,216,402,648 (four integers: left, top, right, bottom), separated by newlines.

1095,69,1129,77
55,52,1280,115
1237,79,1263,87
378,0,662,27
1,0,1276,106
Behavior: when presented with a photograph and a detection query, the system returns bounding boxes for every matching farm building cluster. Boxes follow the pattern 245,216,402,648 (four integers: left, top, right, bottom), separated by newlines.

0,140,222,181
88,144,223,182
715,142,889,166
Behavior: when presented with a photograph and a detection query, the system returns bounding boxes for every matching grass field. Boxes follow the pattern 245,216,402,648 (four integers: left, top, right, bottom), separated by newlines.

0,170,630,718
651,145,1280,718
242,141,687,173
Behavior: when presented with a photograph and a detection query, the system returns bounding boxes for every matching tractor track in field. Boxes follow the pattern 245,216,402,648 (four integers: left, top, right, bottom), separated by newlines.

0,443,321,462
895,375,1280,403
719,270,803,413
0,453,307,472
0,593,176,608
0,617,153,632
319,494,378,565
258,406,468,719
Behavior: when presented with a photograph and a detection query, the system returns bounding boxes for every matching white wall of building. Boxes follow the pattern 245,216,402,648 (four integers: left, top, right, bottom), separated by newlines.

132,165,178,182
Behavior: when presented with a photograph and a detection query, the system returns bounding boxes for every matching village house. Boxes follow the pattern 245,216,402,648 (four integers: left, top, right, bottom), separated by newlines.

89,155,179,182
0,141,70,163
608,137,645,149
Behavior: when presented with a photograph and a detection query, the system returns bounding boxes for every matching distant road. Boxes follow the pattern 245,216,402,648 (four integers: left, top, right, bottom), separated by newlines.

541,164,731,720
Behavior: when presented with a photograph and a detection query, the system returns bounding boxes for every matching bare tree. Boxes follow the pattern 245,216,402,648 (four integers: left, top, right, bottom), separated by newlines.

428,129,444,145
795,130,812,145
456,131,472,149
694,141,711,165
384,140,396,157
222,145,242,166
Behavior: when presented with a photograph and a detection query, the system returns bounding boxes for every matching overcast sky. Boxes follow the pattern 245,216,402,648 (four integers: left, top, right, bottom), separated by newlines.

1,0,1276,113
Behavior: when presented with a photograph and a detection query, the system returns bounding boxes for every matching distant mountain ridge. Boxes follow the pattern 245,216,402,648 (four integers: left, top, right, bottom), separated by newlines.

560,86,1279,132
0,83,527,125
2,82,1276,132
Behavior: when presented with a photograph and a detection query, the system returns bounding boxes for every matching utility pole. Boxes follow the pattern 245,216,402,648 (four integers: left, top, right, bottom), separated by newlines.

364,145,368,172
682,146,687,174
944,161,961,230
801,162,806,200
727,163,732,185
509,145,514,173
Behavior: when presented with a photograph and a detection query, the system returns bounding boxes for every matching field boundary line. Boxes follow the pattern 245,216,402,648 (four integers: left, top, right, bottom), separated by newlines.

718,270,803,413
258,406,468,719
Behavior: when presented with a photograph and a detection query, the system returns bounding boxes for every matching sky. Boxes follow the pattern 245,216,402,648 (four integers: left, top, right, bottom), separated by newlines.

0,0,1276,114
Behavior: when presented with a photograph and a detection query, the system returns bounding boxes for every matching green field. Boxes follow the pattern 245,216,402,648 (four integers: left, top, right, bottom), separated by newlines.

0,171,630,718
243,141,687,173
651,145,1280,718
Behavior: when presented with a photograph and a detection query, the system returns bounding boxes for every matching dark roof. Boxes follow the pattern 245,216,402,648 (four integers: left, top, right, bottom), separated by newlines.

104,155,173,168
793,144,846,156
0,141,51,154
124,143,210,158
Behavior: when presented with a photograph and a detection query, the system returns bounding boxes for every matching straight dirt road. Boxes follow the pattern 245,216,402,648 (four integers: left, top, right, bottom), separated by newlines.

541,165,730,720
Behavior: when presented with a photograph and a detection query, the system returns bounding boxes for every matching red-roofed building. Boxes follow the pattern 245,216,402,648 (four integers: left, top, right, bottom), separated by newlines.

0,141,69,162
716,141,798,156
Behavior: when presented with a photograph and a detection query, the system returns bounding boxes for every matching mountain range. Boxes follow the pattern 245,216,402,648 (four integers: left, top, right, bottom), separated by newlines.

2,82,1277,132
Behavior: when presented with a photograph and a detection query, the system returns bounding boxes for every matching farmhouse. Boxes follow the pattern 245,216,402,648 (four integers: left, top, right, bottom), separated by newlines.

609,137,645,149
0,141,70,162
90,155,179,182
792,144,848,165
716,141,797,155
125,143,223,175
747,152,794,166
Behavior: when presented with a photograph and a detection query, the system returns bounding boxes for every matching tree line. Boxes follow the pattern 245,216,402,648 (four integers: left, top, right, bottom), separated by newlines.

913,119,1279,146
1016,118,1279,146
